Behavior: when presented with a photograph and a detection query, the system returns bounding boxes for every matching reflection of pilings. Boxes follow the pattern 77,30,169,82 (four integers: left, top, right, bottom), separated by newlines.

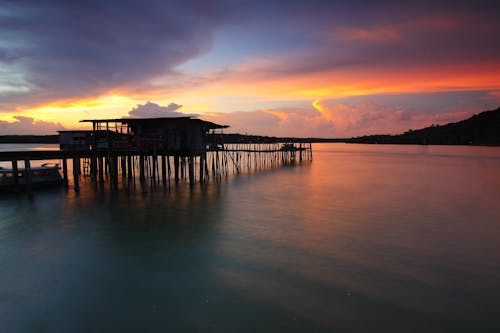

62,158,68,186
12,160,20,192
72,157,79,191
24,160,32,193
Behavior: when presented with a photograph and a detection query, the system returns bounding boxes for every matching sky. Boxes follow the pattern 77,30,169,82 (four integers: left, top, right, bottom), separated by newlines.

1,0,500,137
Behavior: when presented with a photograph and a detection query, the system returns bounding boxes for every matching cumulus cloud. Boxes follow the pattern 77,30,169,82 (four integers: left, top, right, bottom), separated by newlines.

0,116,64,135
126,101,188,118
202,100,478,138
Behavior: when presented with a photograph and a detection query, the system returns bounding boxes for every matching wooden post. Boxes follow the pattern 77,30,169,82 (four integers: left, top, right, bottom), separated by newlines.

180,157,185,179
62,158,68,186
98,157,104,183
121,156,126,179
152,154,157,182
199,154,205,183
174,155,180,183
90,157,97,180
188,156,195,185
11,160,20,192
127,155,133,180
139,154,145,182
73,157,80,191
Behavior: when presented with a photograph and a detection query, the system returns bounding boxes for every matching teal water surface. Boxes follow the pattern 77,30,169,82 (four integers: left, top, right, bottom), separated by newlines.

1,143,500,332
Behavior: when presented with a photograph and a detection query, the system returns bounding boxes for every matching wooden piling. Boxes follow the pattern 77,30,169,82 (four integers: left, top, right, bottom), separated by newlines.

127,155,133,180
161,155,167,184
98,157,104,183
199,154,205,183
90,157,97,180
188,156,195,185
121,156,126,179
62,158,68,186
139,154,145,182
174,156,180,182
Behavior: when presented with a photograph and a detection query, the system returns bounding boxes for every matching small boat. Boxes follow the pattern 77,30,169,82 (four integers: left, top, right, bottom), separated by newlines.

0,163,63,191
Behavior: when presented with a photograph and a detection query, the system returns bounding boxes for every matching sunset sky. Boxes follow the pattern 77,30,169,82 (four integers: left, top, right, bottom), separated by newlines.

1,0,499,137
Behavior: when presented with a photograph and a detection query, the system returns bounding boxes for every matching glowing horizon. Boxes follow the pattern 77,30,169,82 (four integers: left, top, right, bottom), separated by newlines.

1,1,499,137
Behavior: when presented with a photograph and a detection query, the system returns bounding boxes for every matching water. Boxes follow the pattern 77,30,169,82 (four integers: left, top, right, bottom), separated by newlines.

1,143,500,332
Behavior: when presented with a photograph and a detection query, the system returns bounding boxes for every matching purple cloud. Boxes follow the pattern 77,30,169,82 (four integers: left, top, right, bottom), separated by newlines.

0,116,64,135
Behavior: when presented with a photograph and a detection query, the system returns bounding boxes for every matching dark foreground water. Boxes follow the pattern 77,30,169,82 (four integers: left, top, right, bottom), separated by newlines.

1,143,500,332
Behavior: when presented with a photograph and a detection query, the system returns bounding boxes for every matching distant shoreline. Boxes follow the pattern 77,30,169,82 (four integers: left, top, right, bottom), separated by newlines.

0,135,59,144
2,107,499,146
1,134,499,147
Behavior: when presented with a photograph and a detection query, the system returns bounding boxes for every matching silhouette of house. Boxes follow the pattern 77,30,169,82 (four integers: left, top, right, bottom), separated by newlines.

59,117,228,156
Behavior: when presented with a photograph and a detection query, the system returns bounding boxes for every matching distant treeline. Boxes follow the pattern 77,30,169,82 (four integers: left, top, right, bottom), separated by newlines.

346,107,500,146
2,107,499,146
0,135,59,144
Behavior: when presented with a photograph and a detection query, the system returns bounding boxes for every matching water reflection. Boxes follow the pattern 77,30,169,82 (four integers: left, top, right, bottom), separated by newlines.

1,143,500,332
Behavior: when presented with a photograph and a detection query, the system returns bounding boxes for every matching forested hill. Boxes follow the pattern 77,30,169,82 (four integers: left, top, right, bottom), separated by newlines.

346,107,500,146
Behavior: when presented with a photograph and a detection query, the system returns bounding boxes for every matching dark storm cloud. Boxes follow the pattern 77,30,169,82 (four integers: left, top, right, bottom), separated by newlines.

0,0,223,106
1,0,499,110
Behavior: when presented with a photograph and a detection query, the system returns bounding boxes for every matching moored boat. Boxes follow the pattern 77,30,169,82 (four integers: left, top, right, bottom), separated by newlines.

0,163,63,191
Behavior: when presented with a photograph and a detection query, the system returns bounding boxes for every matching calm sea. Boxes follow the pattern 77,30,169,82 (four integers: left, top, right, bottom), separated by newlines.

1,143,500,332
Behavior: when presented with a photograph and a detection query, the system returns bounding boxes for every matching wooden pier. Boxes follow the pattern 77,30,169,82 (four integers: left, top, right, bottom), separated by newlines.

0,117,312,193
0,143,312,192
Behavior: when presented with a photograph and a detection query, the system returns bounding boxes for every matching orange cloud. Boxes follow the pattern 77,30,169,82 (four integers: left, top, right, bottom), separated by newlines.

262,109,289,120
312,99,327,113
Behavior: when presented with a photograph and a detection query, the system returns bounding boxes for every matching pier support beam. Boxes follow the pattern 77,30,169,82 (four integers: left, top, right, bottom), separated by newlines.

161,155,167,184
188,156,195,185
98,157,104,183
62,158,68,186
174,156,180,183
90,157,97,181
127,156,133,180
121,156,126,179
199,154,205,183
139,154,145,182
152,155,157,183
